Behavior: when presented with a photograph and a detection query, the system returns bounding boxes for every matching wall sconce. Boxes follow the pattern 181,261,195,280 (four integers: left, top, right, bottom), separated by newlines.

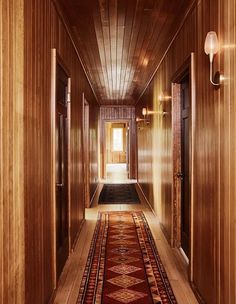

142,108,150,124
142,107,154,116
142,107,147,116
136,117,145,122
136,108,150,127
142,107,168,117
136,116,149,130
204,31,221,86
161,111,169,117
158,92,172,105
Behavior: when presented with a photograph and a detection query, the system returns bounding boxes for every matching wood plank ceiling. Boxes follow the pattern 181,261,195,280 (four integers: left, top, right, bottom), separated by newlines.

59,0,194,105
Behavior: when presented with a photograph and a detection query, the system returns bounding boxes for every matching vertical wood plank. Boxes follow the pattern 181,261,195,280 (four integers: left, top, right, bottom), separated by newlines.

24,1,99,303
136,0,236,303
0,0,25,303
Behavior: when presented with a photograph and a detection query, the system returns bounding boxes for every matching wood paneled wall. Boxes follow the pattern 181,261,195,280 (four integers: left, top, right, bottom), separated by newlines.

0,1,25,303
136,0,236,303
23,1,99,303
89,102,99,201
219,0,236,302
100,106,137,179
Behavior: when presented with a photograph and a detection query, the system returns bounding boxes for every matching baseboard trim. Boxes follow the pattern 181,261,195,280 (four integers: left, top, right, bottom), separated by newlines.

160,223,172,245
179,247,189,264
48,217,86,304
136,183,157,217
48,288,57,304
190,282,205,304
136,183,171,245
89,183,99,207
71,218,85,252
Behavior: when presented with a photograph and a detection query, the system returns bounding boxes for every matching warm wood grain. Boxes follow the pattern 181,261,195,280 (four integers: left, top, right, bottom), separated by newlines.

82,95,90,208
219,0,236,302
24,1,99,303
56,0,195,105
0,1,25,303
136,0,236,303
1,1,235,304
172,83,182,250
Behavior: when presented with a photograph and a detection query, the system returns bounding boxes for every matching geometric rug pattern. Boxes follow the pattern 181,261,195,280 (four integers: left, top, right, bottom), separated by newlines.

98,184,140,204
77,211,177,303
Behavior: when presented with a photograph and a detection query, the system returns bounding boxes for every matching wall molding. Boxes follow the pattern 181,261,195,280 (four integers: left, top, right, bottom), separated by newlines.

136,183,157,218
190,282,206,304
90,183,100,207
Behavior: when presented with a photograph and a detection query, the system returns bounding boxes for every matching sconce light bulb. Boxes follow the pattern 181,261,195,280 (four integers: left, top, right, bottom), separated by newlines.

204,31,222,86
142,107,147,116
159,91,171,104
159,92,165,103
204,31,219,62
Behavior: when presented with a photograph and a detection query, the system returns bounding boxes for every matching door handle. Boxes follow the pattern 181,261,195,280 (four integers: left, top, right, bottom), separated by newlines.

175,172,184,179
56,183,64,187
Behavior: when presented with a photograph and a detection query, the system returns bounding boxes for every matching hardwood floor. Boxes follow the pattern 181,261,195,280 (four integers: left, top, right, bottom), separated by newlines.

52,184,198,304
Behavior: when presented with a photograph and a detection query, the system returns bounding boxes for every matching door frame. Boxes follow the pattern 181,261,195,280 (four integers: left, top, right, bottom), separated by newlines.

101,119,131,180
51,49,71,286
171,53,196,281
82,93,90,208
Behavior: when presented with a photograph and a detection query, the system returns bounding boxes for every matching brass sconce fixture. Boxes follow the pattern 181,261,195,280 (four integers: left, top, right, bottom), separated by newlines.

136,116,149,130
135,108,150,129
142,107,168,117
204,31,222,86
141,107,150,124
158,92,172,105
136,117,145,123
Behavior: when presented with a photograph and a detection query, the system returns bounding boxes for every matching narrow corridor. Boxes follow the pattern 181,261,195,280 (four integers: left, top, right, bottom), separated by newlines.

1,0,236,303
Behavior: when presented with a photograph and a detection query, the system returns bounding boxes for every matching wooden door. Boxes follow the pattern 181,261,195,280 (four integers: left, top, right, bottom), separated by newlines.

180,74,190,258
56,63,69,279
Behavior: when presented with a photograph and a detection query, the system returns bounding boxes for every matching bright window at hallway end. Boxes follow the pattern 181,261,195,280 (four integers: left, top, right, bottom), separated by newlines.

112,128,123,151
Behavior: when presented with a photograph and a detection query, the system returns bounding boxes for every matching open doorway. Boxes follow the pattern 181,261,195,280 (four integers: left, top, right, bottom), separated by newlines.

104,121,130,182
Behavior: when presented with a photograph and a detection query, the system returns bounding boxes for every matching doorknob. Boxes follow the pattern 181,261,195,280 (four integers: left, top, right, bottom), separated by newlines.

56,183,64,187
175,172,184,179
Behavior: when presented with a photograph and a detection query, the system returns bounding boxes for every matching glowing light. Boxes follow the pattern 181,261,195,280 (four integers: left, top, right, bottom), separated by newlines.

204,31,219,63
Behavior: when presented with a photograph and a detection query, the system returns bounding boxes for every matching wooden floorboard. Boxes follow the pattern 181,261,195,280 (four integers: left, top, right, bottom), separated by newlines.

53,183,198,304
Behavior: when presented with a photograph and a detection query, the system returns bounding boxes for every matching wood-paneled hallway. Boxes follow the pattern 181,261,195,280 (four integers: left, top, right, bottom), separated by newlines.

0,0,235,303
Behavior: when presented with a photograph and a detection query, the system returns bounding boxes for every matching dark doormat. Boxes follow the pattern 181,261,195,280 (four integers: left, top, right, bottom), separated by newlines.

98,184,140,204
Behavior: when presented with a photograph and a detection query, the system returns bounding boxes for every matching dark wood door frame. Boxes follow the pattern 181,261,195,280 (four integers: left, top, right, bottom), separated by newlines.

180,73,190,258
51,49,71,286
82,93,90,208
171,53,196,281
101,119,131,179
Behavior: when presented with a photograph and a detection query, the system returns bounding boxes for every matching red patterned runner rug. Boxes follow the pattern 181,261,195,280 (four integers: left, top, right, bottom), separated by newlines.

77,211,177,304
